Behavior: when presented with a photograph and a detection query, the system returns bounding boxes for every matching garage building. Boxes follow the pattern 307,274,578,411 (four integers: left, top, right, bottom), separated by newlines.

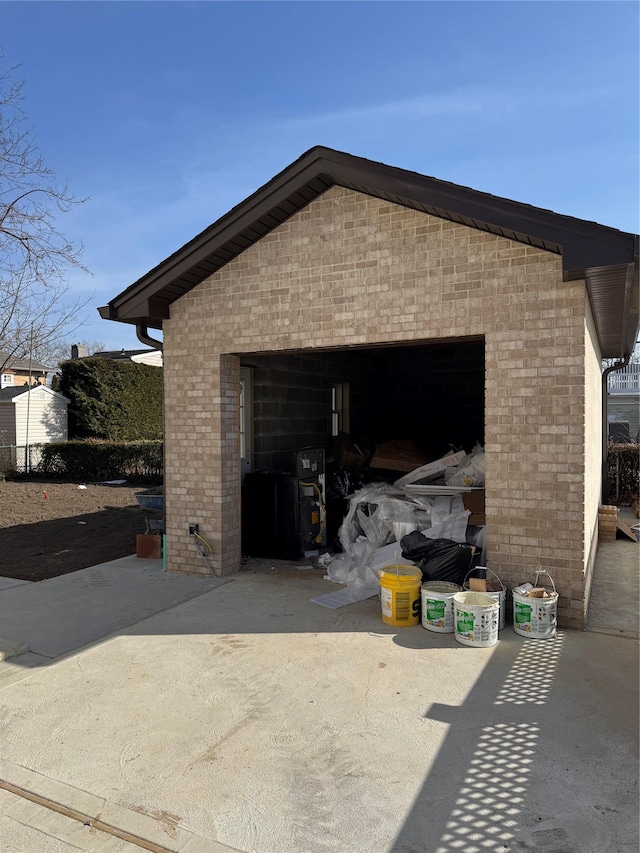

100,147,639,629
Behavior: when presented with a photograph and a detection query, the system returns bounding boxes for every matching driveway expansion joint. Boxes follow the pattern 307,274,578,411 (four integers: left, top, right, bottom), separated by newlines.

0,761,243,853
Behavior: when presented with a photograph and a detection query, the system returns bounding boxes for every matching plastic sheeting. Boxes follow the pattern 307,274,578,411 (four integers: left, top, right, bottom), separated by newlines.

318,445,486,606
445,443,486,488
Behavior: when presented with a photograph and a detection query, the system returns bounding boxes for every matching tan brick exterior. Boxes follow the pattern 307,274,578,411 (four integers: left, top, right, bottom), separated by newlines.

164,186,595,628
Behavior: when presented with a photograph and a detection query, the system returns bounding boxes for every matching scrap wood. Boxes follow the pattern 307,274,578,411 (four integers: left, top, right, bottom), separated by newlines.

528,588,549,598
617,518,639,542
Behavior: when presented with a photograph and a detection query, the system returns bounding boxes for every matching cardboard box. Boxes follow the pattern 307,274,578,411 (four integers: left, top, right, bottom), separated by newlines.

617,518,639,542
370,440,430,473
462,489,485,524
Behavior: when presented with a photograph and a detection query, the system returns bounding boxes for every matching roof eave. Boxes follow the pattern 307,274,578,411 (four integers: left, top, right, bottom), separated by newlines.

99,146,639,354
585,256,639,360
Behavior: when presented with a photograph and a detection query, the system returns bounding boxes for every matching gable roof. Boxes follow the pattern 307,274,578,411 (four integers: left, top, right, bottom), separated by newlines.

0,385,69,404
99,146,639,359
0,351,56,374
0,386,28,402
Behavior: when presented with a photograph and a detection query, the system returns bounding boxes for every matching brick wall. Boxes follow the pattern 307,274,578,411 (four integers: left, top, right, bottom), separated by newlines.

164,186,590,627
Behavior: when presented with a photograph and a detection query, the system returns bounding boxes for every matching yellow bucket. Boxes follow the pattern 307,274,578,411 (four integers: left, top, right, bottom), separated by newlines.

378,565,422,627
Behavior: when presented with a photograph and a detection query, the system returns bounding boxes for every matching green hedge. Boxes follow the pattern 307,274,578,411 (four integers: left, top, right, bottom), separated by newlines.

607,442,639,505
59,357,163,440
34,441,163,483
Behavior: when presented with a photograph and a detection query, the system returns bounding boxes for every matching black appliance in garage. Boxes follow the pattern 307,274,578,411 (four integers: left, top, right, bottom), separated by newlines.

243,449,326,560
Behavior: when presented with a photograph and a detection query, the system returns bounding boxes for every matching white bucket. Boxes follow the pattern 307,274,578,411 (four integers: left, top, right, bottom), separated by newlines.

512,570,558,639
463,568,506,631
453,591,499,648
421,581,463,633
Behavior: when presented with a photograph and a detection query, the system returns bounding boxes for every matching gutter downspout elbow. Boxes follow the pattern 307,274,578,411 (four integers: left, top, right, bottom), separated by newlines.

136,324,163,352
601,353,631,504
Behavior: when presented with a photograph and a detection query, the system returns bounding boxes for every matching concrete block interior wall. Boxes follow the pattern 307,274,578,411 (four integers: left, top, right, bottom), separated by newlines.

243,342,484,472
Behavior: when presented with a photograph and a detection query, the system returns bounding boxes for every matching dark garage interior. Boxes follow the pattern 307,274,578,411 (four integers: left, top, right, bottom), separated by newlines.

240,337,485,559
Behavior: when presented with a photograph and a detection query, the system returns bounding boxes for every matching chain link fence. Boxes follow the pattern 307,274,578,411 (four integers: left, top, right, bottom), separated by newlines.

0,445,44,477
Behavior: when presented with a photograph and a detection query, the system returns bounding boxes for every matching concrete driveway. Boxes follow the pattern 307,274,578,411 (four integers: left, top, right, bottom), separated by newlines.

0,559,638,853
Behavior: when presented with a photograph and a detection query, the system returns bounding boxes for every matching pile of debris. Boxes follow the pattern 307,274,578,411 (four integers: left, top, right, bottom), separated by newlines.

316,445,487,607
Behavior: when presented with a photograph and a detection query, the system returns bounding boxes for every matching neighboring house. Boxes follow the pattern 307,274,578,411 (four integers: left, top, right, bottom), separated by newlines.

0,385,69,446
128,350,163,367
99,147,639,629
607,363,640,441
70,344,163,367
0,351,56,390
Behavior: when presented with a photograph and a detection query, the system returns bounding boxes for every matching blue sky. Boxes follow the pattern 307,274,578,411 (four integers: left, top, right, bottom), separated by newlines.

2,0,639,351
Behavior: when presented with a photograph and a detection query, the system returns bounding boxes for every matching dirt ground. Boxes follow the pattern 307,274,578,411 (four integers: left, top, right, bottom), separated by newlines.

0,480,153,582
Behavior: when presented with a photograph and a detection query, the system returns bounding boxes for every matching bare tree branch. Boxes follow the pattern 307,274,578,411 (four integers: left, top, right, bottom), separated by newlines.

0,60,91,374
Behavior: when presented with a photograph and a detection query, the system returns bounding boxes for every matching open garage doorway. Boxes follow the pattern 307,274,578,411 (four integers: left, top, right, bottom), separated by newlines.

239,336,485,561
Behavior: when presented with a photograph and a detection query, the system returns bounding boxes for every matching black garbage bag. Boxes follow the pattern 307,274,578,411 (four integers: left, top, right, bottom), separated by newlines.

400,532,474,585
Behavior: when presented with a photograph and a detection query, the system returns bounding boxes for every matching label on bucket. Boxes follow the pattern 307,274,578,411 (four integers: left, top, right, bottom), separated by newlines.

515,601,532,629
457,610,475,636
426,599,446,624
381,586,393,617
395,591,412,621
456,607,497,643
514,597,557,637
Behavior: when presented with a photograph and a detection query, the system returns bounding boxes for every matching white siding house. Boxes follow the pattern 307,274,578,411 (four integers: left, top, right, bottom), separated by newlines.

130,350,163,367
0,385,69,446
608,363,640,440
